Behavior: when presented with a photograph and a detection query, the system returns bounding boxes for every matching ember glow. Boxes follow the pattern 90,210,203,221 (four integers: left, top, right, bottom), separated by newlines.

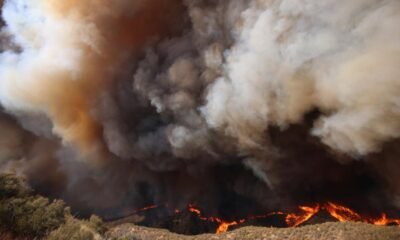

131,204,159,214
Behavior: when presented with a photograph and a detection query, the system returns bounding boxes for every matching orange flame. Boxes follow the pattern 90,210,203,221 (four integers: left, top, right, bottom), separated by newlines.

186,202,400,232
188,204,240,233
373,214,389,226
188,205,202,217
371,214,400,226
216,221,239,234
325,202,363,222
126,202,400,234
285,205,320,227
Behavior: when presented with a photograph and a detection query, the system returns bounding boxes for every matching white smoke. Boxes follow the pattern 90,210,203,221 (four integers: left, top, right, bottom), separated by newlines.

203,0,400,156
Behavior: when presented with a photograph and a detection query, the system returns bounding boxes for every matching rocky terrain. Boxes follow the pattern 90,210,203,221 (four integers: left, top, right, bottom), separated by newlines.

106,222,400,240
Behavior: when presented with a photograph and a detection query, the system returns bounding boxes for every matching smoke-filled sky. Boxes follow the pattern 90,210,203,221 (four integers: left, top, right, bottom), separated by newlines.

0,0,400,217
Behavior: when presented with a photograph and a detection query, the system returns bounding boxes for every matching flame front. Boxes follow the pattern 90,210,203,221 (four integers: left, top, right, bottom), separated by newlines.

188,204,240,233
325,202,362,222
127,202,400,234
186,202,396,233
372,214,400,226
285,205,320,227
216,221,239,234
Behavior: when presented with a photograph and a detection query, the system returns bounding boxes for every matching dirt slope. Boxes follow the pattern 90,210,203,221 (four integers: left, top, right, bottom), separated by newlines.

106,222,400,240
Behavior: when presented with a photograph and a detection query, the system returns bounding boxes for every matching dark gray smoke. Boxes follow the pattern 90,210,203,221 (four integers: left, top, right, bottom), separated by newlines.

0,0,400,218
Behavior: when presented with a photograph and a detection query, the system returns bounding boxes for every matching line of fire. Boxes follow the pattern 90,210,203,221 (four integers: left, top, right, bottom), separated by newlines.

106,201,400,234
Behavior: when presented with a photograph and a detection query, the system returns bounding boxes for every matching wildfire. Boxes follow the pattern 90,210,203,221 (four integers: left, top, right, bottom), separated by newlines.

372,214,400,226
285,205,320,227
216,221,239,234
188,204,203,218
126,202,400,234
187,202,400,233
187,204,241,233
325,202,362,222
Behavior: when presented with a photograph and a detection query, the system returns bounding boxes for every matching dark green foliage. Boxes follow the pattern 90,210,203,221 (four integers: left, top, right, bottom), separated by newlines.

0,197,67,236
0,173,31,199
0,173,67,238
0,173,106,239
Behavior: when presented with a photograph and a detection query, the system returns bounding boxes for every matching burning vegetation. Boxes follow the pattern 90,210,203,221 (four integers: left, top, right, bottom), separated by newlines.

117,202,400,234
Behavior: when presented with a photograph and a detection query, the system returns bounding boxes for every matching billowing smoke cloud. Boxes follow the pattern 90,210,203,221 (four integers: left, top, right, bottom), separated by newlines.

0,0,184,157
202,0,400,156
1,0,400,217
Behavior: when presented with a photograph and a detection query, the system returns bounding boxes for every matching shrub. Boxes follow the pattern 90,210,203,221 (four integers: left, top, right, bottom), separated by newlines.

0,173,67,238
0,173,106,239
47,216,104,240
0,173,31,199
89,215,107,234
0,196,67,237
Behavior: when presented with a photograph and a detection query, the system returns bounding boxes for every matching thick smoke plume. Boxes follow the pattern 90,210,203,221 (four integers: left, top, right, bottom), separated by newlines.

0,0,400,217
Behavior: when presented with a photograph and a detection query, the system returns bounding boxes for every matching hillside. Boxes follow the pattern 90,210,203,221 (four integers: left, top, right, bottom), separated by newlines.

106,222,400,240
